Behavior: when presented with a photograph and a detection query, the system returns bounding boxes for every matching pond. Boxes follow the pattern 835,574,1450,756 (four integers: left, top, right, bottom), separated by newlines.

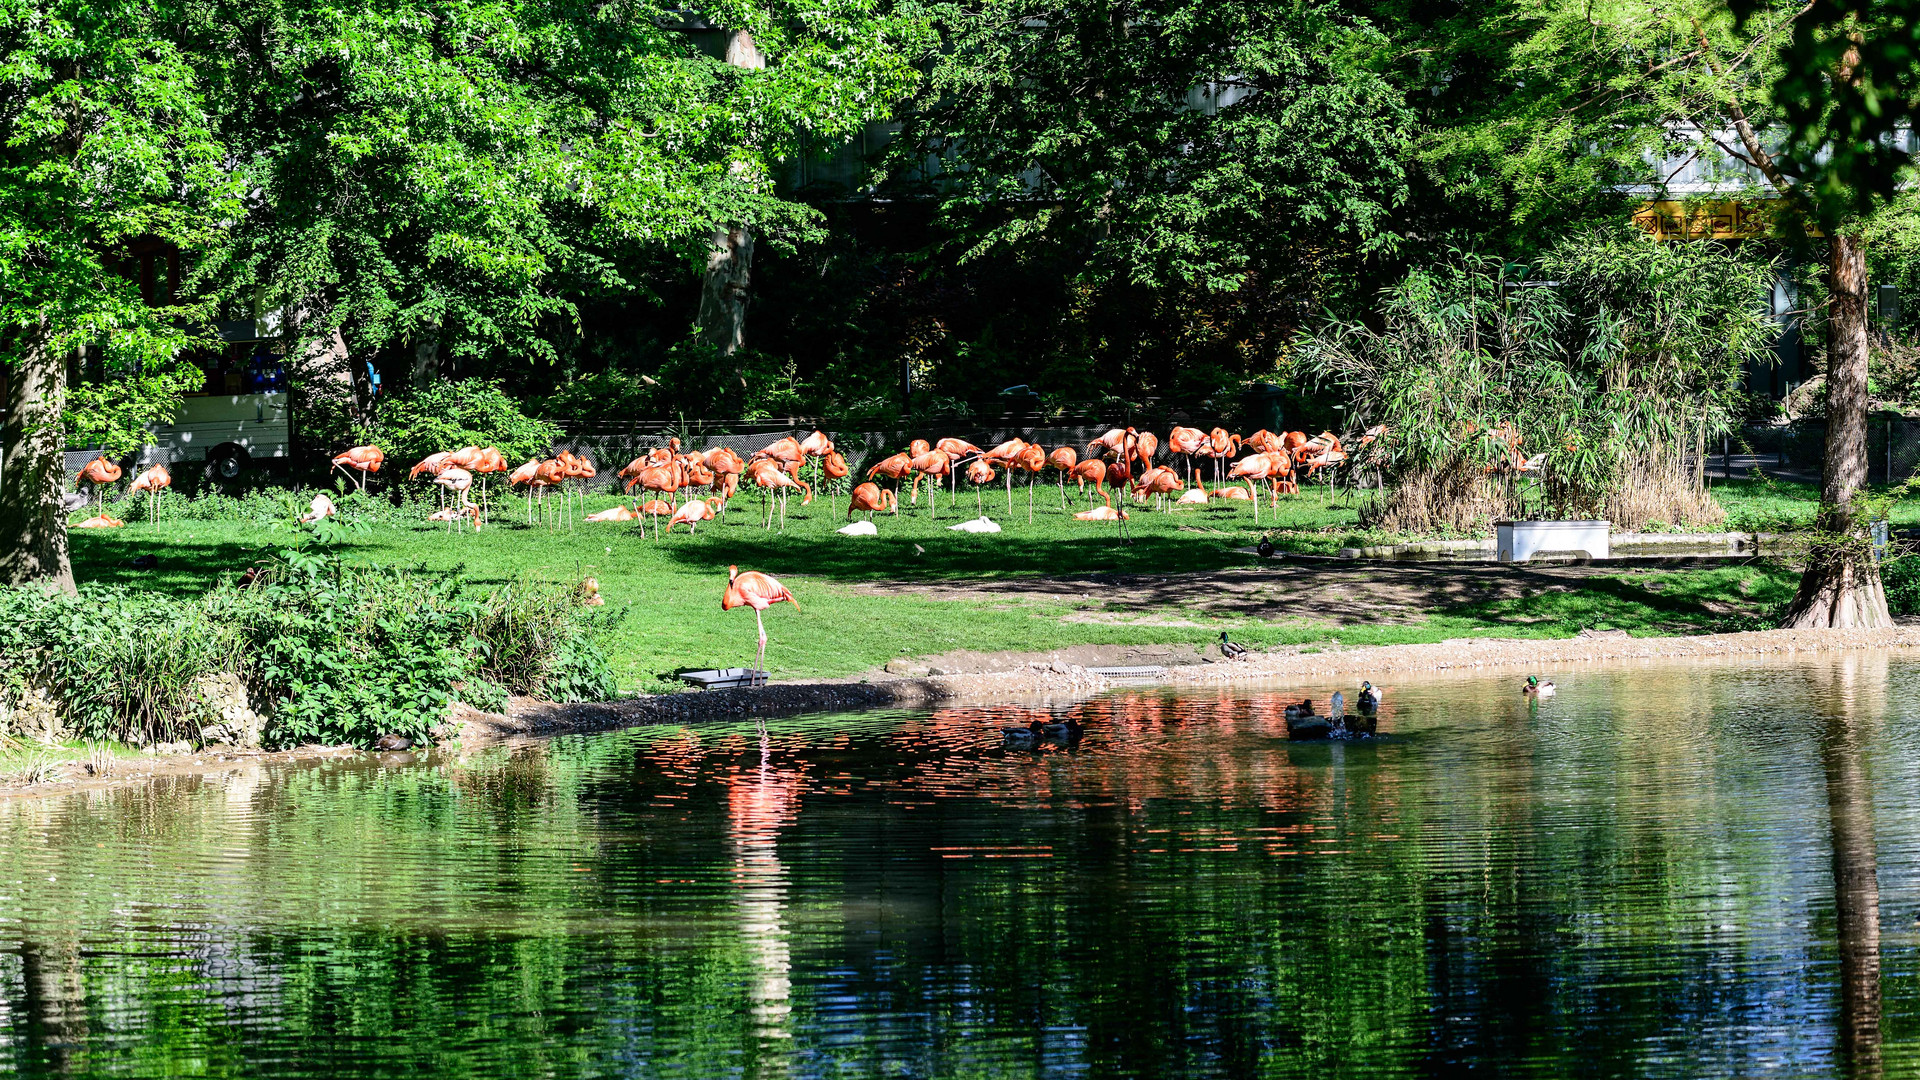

1,656,1917,1078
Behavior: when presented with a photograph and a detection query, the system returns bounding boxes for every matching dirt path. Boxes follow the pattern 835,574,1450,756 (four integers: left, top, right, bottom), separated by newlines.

847,557,1751,628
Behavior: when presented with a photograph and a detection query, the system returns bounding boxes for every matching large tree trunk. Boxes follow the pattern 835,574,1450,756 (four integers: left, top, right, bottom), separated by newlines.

697,30,765,362
0,322,76,594
698,224,754,358
410,317,441,385
1782,231,1891,628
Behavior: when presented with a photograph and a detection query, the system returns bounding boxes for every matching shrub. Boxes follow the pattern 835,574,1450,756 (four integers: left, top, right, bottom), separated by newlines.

0,557,617,749
1883,555,1920,617
375,378,560,467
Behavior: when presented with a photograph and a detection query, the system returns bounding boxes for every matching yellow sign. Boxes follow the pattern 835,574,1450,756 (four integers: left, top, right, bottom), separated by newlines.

1632,200,1775,240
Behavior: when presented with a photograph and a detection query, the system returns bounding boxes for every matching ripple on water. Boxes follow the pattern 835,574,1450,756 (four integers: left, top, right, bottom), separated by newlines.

0,655,1914,1077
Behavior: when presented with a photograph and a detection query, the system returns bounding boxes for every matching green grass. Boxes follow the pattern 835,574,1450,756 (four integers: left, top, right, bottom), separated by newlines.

63,482,1825,695
1713,474,1920,531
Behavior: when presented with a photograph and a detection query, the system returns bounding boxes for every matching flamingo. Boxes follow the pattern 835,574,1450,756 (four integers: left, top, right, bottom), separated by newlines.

1228,452,1289,522
980,438,1027,514
749,459,809,531
331,445,384,491
1069,458,1108,506
907,449,953,518
432,467,479,532
533,458,569,528
867,452,915,505
1074,505,1125,521
127,464,171,523
1205,428,1241,484
821,450,849,517
703,446,747,511
1176,484,1209,506
1167,427,1206,485
469,447,508,523
964,457,996,515
667,497,721,533
625,460,685,537
1131,430,1159,470
1131,466,1181,512
1047,446,1078,507
722,565,800,675
585,504,637,522
78,456,122,507
1087,428,1132,459
299,492,335,524
848,482,897,519
1014,442,1046,523
73,514,124,529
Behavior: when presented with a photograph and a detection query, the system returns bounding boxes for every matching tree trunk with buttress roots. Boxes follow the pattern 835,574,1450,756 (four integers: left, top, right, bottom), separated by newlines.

0,321,76,594
697,29,765,362
1782,232,1892,629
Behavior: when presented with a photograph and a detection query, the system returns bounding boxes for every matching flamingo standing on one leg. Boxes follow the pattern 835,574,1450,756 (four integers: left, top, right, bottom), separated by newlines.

667,497,722,534
127,464,172,524
964,457,996,516
722,565,800,675
1167,427,1206,486
78,456,122,508
331,445,384,492
980,438,1027,515
1047,447,1078,508
936,438,984,507
822,450,849,518
866,452,914,508
748,459,809,531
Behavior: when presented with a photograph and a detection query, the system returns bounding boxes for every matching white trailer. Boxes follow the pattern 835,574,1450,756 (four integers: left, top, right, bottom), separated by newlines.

65,392,291,480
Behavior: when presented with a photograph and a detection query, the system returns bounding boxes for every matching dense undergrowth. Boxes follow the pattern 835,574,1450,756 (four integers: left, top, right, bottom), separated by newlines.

0,552,616,750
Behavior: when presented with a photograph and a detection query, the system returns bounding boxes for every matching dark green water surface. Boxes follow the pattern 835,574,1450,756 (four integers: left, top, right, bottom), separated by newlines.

3,655,1919,1078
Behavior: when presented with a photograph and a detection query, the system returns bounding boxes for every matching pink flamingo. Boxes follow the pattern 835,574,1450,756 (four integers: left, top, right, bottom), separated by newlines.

722,566,800,674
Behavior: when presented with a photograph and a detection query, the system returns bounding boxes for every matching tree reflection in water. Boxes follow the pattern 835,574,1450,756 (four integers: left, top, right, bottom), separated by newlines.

1821,655,1884,1079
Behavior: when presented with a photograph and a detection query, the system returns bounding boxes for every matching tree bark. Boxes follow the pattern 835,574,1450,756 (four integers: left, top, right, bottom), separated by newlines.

410,318,441,385
697,29,766,361
0,321,76,594
698,224,754,358
1782,232,1892,628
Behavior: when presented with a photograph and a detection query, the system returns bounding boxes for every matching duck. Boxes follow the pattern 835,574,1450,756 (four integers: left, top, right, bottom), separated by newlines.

1256,533,1275,559
374,734,414,751
1523,675,1556,698
1002,720,1045,748
1357,681,1382,715
1220,631,1251,660
1284,698,1332,740
1283,697,1314,719
1041,718,1084,743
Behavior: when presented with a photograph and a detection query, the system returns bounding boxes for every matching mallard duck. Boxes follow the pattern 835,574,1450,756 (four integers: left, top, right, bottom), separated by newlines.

1283,697,1314,719
1357,681,1382,714
1003,720,1045,748
1523,675,1556,697
1041,718,1084,743
1256,533,1275,559
1220,631,1250,660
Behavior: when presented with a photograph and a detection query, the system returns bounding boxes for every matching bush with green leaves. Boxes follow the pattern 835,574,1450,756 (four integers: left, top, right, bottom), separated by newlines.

0,556,616,749
1301,234,1778,533
375,378,561,468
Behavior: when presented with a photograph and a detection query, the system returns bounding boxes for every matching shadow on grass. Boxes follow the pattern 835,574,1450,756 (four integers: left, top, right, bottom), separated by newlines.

71,532,270,597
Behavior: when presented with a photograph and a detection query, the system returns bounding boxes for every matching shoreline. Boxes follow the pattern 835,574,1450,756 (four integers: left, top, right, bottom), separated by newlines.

7,625,1917,798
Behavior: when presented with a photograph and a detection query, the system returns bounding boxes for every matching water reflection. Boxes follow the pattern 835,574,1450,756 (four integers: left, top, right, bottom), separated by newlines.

0,656,1916,1078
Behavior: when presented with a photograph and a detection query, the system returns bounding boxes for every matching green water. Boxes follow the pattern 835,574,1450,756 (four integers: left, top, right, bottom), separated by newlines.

2,655,1917,1078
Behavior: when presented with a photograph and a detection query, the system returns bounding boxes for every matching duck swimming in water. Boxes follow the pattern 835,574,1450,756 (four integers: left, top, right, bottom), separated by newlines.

1041,717,1084,743
1524,675,1556,697
1003,720,1046,748
1220,631,1250,660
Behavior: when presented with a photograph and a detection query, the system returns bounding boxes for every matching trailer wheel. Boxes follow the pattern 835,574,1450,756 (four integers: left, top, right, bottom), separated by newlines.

205,444,251,482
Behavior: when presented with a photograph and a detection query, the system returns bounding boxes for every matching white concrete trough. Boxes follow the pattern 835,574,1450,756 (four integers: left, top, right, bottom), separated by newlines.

1494,520,1610,563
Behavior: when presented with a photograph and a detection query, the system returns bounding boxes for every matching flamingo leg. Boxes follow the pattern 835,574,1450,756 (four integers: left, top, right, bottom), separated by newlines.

755,608,768,674
1247,479,1258,524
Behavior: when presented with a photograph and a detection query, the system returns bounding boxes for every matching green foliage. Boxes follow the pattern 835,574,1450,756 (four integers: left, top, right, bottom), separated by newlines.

1882,555,1920,616
187,0,923,373
891,0,1411,291
376,379,561,467
1302,234,1777,531
0,558,614,748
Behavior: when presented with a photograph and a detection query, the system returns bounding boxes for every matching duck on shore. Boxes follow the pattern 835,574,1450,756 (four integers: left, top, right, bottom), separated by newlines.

1524,675,1556,697
1220,632,1251,660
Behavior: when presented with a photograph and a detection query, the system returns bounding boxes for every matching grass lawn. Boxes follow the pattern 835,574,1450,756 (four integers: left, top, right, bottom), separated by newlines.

65,479,1828,695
